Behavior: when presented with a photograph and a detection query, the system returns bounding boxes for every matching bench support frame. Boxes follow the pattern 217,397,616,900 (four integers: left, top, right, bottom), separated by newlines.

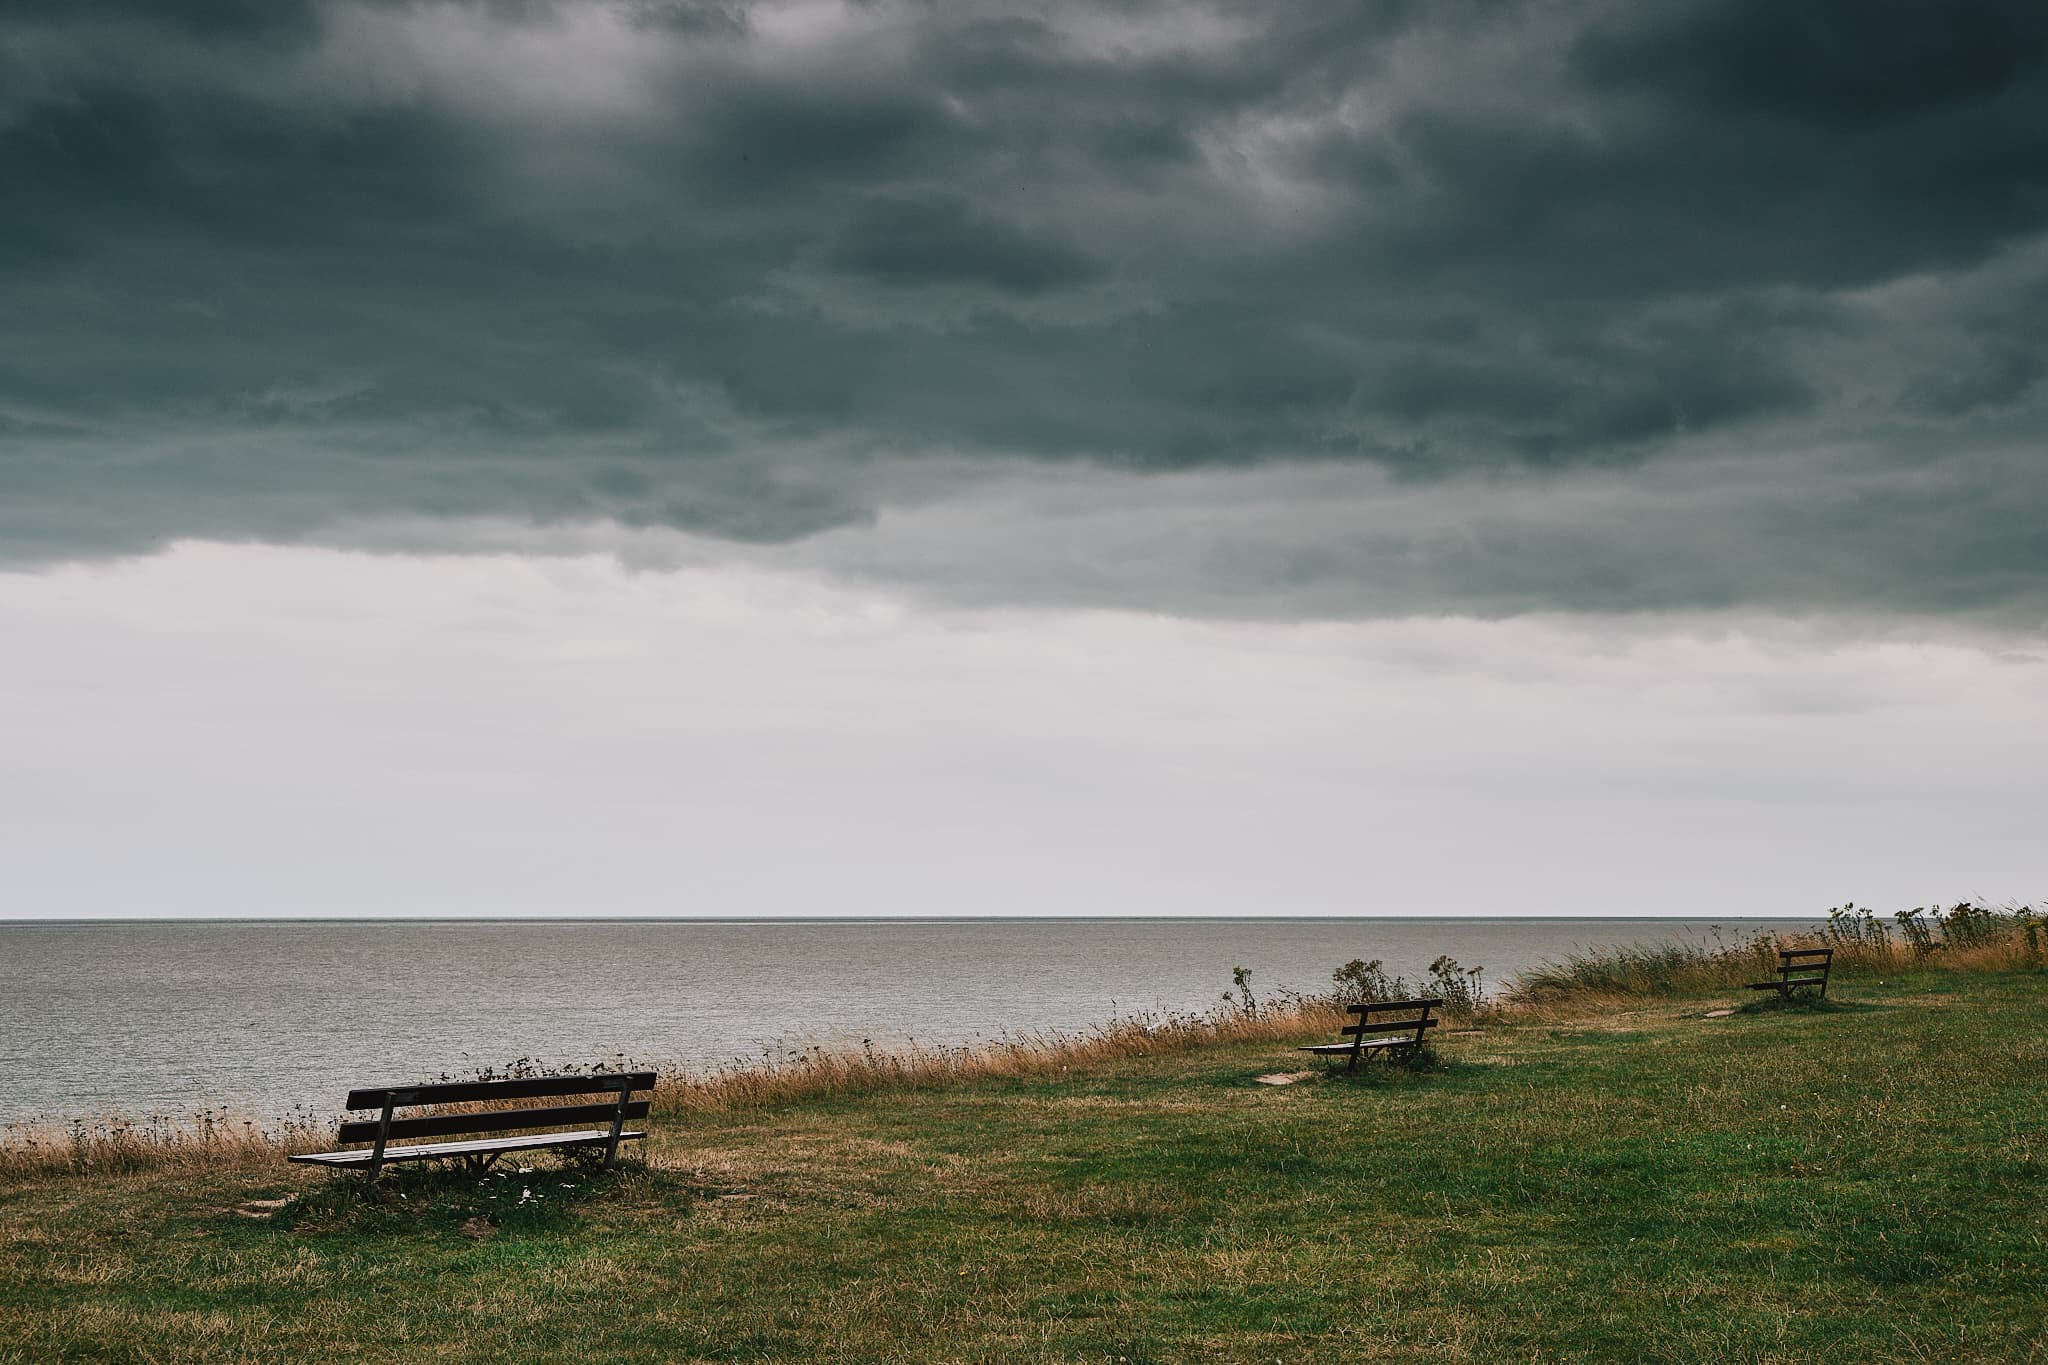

1745,947,1834,1002
1300,997,1445,1074
367,1096,396,1182
604,1075,632,1169
291,1071,657,1184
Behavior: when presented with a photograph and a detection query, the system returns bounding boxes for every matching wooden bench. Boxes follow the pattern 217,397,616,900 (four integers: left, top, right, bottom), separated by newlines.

1745,947,1833,1001
289,1070,655,1180
1300,997,1442,1072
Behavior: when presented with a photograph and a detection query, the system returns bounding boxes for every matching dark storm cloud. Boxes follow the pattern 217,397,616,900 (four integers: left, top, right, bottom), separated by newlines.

1,0,2044,622
1576,0,2048,128
826,191,1103,295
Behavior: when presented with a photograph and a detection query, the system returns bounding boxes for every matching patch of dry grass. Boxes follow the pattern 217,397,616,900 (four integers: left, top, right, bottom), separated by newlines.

1507,900,2044,1004
0,1108,325,1180
650,998,1353,1115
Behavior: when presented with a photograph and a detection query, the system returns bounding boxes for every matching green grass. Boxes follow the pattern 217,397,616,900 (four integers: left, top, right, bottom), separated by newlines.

4,970,2045,1363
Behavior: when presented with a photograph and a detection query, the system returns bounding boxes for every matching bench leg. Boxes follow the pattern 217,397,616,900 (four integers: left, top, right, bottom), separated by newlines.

364,1097,395,1185
604,1077,633,1168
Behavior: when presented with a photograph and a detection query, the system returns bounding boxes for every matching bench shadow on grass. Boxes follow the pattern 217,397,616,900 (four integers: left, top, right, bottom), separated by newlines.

1733,994,1876,1018
1287,1043,1455,1087
270,1153,658,1239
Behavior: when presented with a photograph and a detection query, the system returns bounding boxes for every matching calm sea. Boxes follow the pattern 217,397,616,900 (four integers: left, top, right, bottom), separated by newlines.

0,917,1812,1127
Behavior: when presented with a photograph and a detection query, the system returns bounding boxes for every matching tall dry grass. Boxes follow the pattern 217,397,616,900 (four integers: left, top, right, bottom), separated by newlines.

0,1107,328,1180
0,993,1356,1180
651,997,1353,1115
653,952,1501,1116
1506,900,2044,1004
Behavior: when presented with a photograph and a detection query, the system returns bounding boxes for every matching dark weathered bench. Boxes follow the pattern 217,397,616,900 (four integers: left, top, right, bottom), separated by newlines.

289,1070,655,1180
1300,997,1442,1072
1746,947,1833,1001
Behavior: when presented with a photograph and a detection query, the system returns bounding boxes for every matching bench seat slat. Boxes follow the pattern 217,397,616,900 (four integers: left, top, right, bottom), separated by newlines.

1298,1038,1419,1055
289,1129,645,1166
345,1072,655,1111
336,1099,649,1146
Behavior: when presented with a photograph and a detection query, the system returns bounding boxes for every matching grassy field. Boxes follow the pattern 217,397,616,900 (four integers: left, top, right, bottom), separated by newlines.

2,967,2044,1363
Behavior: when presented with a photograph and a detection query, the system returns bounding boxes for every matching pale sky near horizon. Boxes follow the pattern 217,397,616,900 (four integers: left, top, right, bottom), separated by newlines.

2,1,2044,918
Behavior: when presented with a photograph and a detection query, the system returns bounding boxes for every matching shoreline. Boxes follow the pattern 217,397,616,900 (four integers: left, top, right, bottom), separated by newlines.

8,902,2037,1175
4,964,2043,1360
0,913,1837,1129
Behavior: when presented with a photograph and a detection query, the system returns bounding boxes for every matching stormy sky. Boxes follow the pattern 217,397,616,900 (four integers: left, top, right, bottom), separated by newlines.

2,1,2043,918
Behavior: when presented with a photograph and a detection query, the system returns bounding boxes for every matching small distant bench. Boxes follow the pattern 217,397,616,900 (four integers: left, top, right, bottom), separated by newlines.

289,1070,656,1180
1746,948,1834,1001
1300,997,1442,1072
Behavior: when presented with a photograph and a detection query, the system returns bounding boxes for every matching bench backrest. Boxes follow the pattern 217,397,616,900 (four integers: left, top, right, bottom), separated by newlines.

1775,948,1833,979
337,1071,657,1147
1343,996,1444,1040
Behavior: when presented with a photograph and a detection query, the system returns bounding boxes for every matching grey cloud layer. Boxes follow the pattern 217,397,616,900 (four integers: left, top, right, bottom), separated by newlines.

2,0,2044,621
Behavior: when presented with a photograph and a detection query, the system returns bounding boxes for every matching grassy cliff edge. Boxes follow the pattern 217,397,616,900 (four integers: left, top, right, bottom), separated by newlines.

2,907,2043,1363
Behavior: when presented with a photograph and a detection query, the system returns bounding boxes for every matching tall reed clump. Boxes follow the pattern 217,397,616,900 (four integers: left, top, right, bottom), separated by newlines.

1507,900,2043,1004
1330,955,1491,1015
